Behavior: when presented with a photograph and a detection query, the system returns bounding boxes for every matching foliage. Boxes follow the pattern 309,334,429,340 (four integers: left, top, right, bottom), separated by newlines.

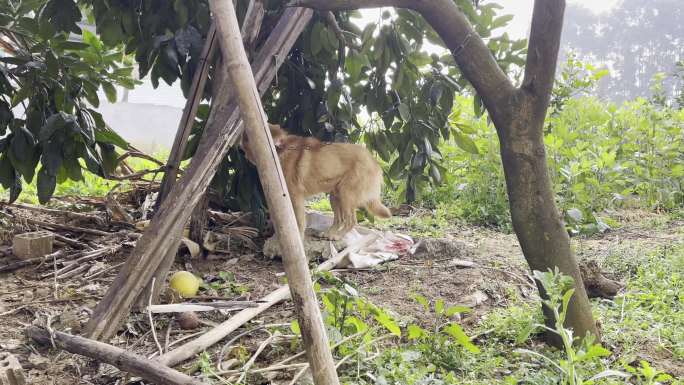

516,269,630,385
0,1,138,203
598,244,684,362
389,62,684,232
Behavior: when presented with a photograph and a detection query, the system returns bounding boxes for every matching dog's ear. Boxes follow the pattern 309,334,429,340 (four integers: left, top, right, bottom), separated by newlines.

269,124,287,148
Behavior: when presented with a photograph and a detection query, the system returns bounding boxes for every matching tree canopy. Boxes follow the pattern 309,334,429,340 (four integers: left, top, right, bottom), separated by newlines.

0,0,525,211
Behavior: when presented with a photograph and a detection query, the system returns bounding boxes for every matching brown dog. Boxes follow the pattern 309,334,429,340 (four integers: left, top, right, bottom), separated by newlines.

241,124,391,240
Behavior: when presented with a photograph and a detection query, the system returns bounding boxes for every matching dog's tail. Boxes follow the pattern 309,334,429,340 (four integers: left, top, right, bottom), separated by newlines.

365,199,392,218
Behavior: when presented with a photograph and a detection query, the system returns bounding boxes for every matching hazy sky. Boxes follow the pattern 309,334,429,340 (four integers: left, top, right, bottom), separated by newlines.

357,0,622,40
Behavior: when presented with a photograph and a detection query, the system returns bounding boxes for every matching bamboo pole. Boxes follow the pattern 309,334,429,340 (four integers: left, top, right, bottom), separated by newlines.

208,1,340,384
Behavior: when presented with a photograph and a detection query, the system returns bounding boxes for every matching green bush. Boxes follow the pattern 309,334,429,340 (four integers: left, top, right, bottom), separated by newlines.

387,91,684,232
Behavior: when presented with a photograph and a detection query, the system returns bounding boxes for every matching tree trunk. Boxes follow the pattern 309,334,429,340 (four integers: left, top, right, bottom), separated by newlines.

495,91,598,344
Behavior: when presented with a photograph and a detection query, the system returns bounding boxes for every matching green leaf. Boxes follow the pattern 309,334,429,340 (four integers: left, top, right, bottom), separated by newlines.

374,308,401,337
577,344,611,362
81,146,104,177
453,132,479,154
94,127,130,149
290,320,300,335
561,288,575,315
445,305,471,317
444,323,480,353
407,324,426,340
9,127,35,163
434,298,445,315
102,82,117,103
492,15,514,29
9,174,22,203
0,154,15,189
36,166,57,204
473,94,484,117
397,103,410,121
62,155,83,181
40,0,82,34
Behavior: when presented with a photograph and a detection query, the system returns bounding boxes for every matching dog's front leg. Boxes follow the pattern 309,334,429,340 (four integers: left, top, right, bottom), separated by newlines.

289,193,306,239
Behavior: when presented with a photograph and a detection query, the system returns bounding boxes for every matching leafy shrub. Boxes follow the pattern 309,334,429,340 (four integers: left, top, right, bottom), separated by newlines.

387,73,684,232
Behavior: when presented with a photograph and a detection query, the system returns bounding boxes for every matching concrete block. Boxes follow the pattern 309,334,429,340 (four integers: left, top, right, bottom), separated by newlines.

0,352,25,385
12,231,54,260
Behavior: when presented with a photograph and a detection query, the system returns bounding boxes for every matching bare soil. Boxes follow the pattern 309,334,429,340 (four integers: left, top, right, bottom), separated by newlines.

1,200,682,384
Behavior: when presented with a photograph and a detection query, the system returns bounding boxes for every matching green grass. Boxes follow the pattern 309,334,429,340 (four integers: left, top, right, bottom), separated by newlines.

333,243,684,384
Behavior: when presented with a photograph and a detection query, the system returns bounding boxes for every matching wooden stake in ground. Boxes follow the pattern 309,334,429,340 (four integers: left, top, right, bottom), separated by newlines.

85,7,313,342
209,3,339,383
27,327,206,385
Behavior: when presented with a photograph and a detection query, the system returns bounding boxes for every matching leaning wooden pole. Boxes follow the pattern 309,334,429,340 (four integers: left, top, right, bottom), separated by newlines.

209,1,340,384
85,7,313,342
28,327,206,385
155,23,218,209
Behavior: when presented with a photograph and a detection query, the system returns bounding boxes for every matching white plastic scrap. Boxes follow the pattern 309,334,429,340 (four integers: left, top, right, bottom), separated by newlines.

306,211,414,269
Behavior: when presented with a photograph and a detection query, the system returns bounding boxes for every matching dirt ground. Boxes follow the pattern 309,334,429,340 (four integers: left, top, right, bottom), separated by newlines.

0,201,682,384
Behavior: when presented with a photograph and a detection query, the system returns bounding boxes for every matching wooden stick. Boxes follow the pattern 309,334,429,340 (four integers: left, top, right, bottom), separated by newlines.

158,237,368,367
156,23,218,208
209,2,338,383
85,7,313,342
147,302,259,314
26,218,111,236
26,327,206,385
0,250,65,273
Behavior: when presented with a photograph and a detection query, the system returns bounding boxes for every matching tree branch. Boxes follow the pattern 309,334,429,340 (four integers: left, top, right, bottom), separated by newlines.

522,0,565,100
289,0,515,115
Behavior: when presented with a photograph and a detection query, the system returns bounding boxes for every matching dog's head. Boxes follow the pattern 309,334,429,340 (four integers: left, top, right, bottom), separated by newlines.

240,123,288,164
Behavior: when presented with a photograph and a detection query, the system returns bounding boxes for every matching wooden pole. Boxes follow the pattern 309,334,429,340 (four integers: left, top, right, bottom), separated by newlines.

27,327,206,385
209,1,340,384
85,7,314,342
155,24,218,209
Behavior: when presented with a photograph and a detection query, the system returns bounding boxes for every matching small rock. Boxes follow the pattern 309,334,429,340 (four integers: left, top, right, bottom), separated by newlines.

86,261,106,276
449,259,476,268
58,309,82,333
80,284,100,294
26,354,49,371
33,287,50,298
176,312,201,330
460,290,489,307
262,234,343,260
413,238,474,260
0,352,25,385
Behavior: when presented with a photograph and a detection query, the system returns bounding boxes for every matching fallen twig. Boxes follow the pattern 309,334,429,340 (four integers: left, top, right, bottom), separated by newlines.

27,326,206,385
147,301,260,313
42,246,121,279
0,250,65,273
25,218,111,236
